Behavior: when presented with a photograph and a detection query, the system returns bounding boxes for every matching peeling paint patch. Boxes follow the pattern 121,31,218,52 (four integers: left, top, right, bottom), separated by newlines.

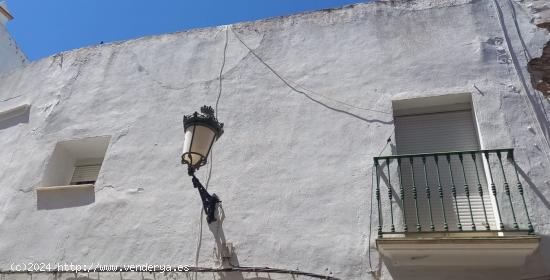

528,41,550,97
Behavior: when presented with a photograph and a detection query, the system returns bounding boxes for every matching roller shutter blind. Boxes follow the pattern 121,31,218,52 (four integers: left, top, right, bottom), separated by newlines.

395,110,495,231
70,164,101,185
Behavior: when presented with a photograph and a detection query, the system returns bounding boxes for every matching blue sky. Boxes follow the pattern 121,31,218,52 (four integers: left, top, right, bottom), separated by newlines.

6,1,365,61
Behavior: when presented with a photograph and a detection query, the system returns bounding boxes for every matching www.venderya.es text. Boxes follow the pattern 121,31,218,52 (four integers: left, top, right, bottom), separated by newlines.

10,263,190,272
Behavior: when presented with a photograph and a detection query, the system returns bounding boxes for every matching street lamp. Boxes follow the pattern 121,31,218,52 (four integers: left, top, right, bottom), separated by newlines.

182,105,224,224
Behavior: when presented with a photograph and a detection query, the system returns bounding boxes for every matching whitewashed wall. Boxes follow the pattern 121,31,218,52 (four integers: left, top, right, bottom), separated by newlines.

0,12,27,73
0,0,549,279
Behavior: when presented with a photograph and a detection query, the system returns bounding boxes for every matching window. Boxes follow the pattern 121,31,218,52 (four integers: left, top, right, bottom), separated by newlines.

392,93,496,231
41,136,110,187
70,159,103,185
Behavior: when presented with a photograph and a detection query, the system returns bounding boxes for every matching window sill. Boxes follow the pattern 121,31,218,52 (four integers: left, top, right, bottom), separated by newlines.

36,184,95,210
36,184,94,192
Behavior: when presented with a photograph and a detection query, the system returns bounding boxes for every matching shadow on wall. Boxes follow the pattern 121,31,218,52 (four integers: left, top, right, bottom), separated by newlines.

36,185,95,210
516,166,550,211
192,204,292,280
208,205,246,280
207,206,275,280
522,234,550,280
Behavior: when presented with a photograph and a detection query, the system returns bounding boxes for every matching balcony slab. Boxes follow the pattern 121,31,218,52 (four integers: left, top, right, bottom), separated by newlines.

377,234,540,267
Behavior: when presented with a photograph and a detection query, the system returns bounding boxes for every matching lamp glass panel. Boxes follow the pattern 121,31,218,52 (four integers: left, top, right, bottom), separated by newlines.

182,124,216,166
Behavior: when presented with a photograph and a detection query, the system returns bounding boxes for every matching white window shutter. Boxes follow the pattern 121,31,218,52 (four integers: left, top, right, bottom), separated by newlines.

395,110,496,231
70,164,101,185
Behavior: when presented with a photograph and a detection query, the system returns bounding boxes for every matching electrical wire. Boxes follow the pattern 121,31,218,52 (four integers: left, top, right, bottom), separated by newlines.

229,25,396,275
295,82,392,114
212,27,230,271
192,26,230,280
367,166,376,271
215,26,229,119
230,27,392,116
0,268,340,280
189,15,550,278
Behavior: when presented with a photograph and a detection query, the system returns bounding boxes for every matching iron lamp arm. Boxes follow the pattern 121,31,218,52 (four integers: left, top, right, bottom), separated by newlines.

189,167,221,224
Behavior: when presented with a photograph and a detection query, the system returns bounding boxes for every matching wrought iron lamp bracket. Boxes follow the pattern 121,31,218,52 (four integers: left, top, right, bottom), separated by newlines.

188,167,220,224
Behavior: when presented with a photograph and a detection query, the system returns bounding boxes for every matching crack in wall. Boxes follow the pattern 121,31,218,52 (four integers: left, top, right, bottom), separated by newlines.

127,34,256,93
129,50,195,91
0,95,21,103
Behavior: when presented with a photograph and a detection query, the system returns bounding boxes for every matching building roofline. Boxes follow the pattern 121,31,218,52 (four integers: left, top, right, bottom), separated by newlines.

0,5,13,21
11,0,474,63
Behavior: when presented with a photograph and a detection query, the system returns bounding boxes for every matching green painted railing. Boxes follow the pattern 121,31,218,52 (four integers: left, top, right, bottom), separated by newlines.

374,148,534,236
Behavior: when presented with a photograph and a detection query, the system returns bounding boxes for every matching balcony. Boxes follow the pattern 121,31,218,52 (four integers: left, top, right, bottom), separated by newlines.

374,149,540,279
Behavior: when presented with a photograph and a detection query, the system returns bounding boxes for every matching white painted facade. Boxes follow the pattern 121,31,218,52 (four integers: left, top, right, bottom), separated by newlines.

0,0,549,279
0,2,27,74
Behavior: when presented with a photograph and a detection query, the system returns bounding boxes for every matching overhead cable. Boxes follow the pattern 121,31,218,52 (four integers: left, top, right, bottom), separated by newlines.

230,27,392,115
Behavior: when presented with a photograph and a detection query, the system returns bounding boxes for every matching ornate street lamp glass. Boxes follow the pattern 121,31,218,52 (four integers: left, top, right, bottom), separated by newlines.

182,125,216,167
181,106,224,169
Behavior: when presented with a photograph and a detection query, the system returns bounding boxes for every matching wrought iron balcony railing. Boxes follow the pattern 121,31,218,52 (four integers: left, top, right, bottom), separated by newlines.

374,148,534,236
